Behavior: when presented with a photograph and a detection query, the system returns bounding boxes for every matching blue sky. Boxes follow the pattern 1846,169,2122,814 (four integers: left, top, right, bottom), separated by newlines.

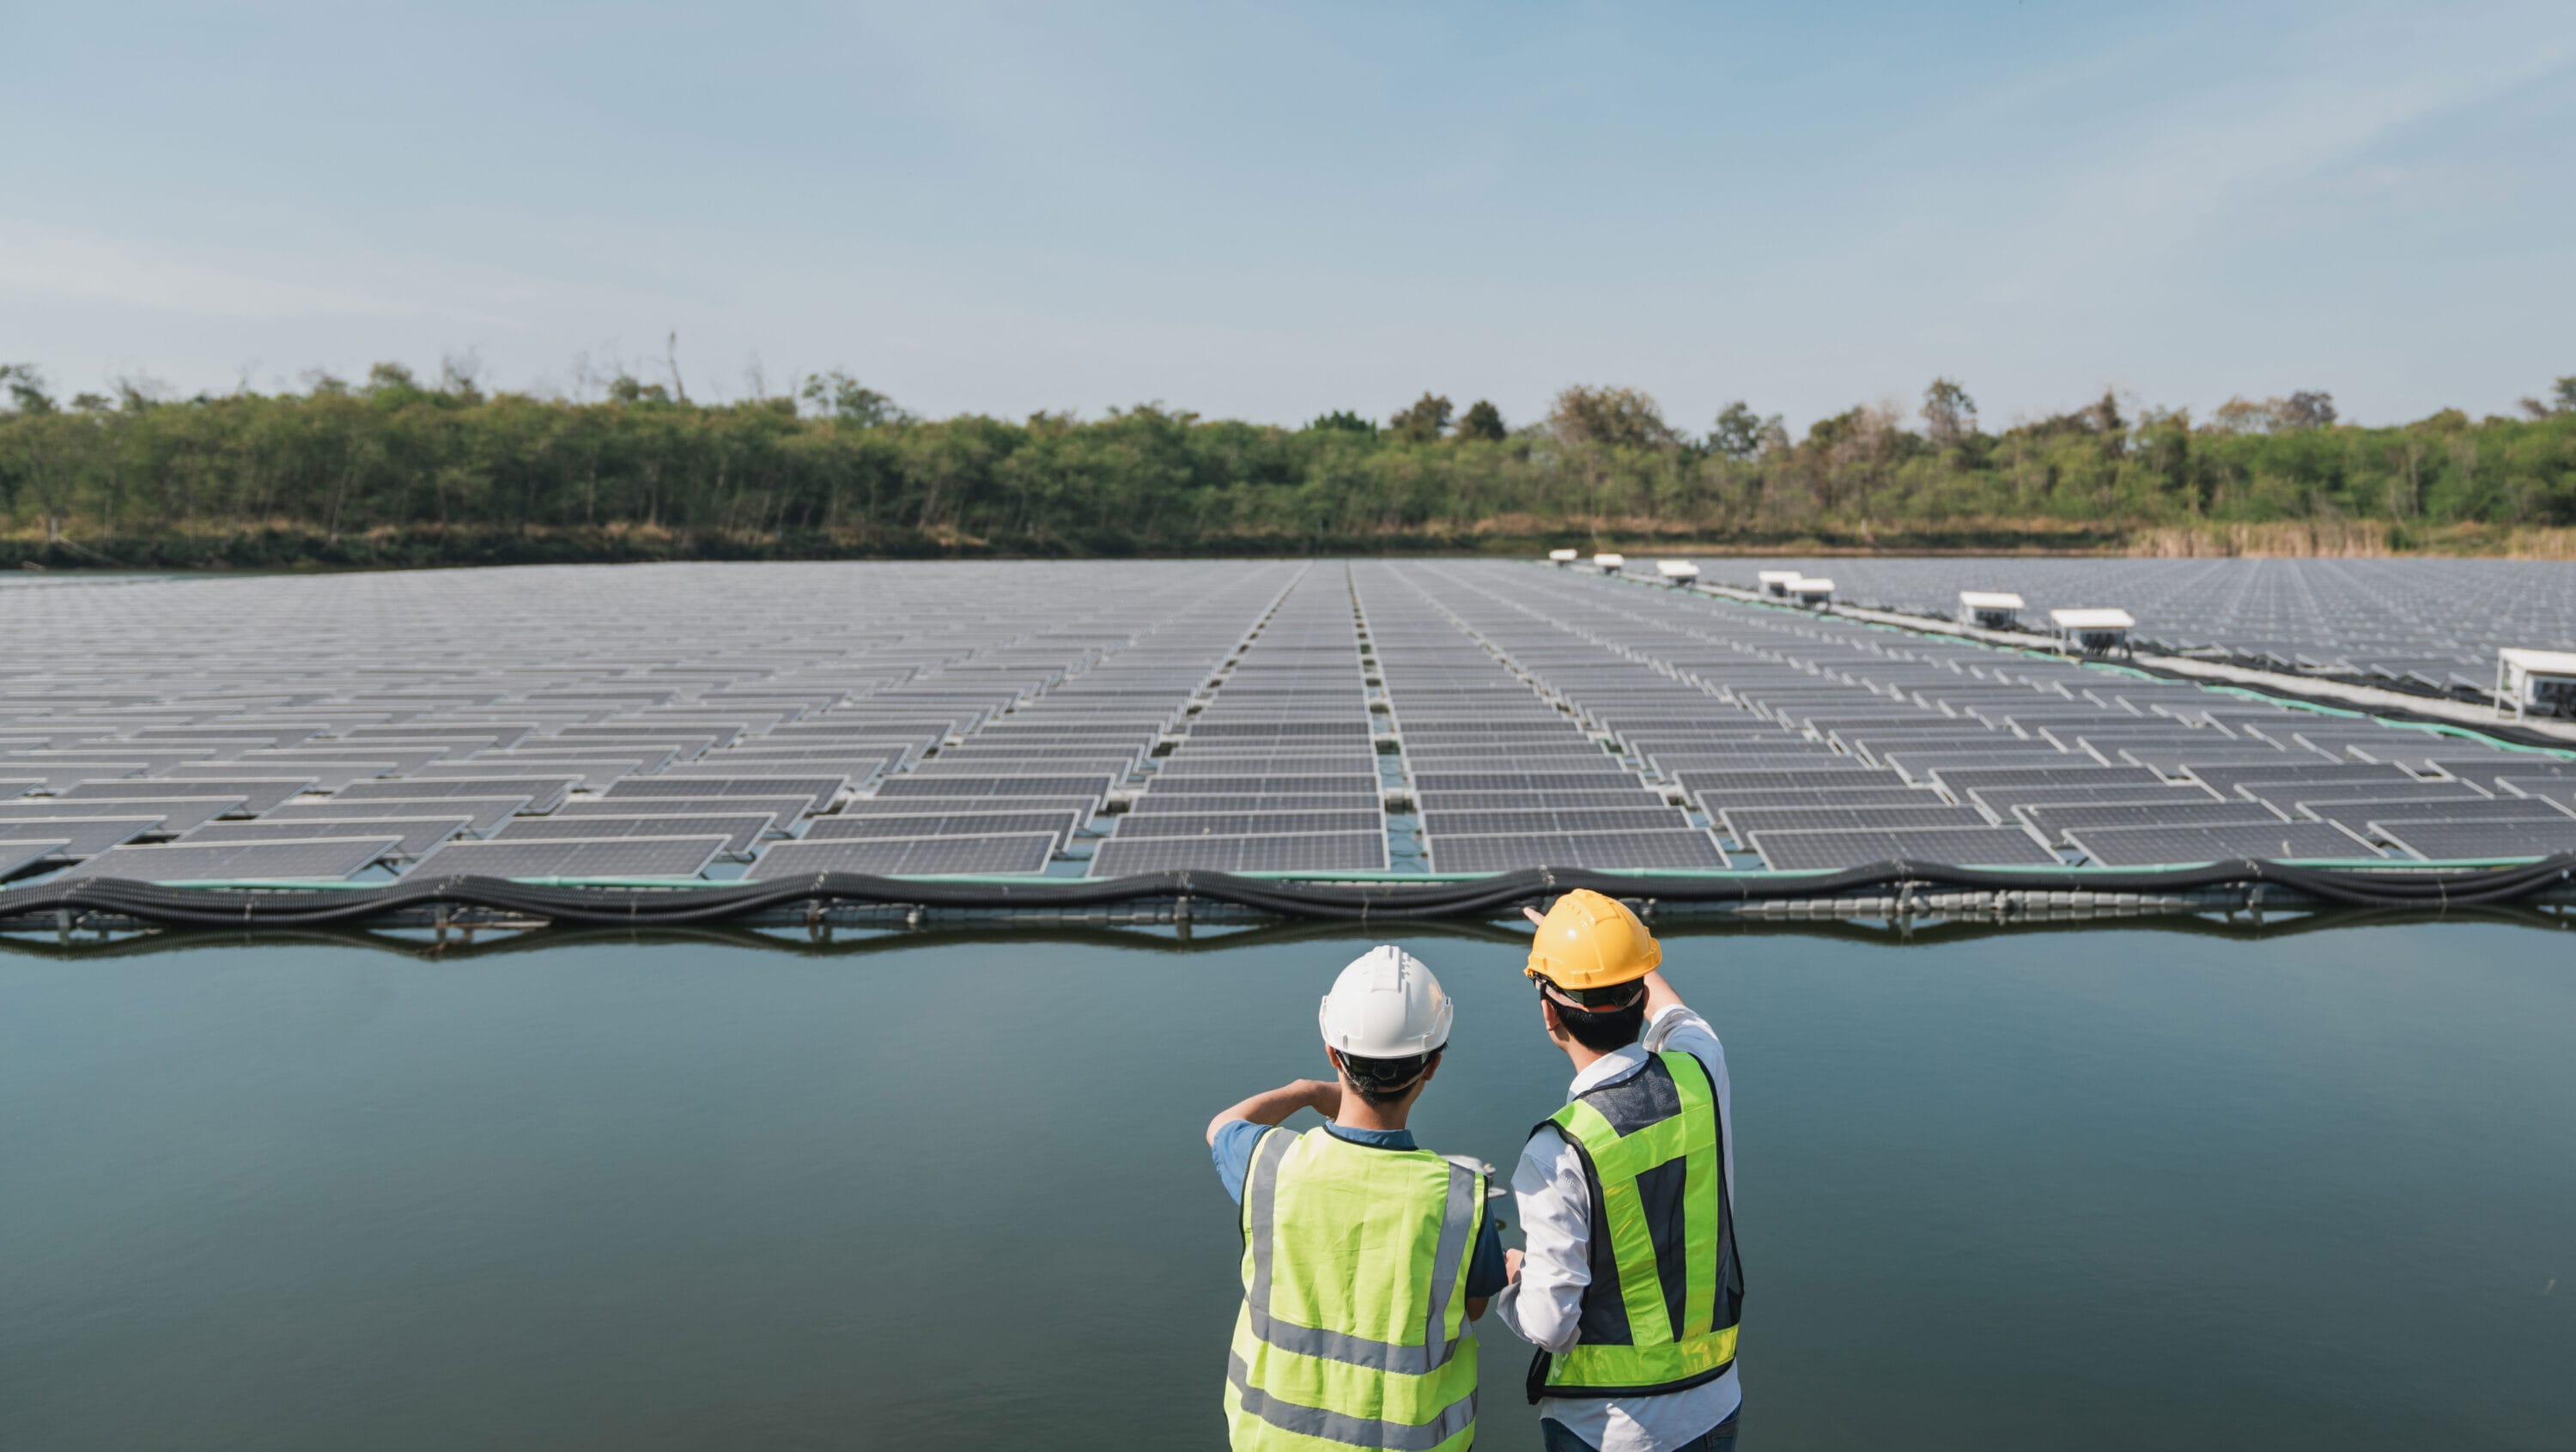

5,1,2571,432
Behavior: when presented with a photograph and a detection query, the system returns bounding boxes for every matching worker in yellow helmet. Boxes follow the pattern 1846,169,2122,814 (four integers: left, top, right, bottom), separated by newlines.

1204,945,1510,1450
1494,890,1745,1452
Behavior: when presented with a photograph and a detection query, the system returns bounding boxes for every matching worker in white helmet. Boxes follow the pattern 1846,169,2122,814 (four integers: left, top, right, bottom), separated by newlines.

1205,945,1509,1451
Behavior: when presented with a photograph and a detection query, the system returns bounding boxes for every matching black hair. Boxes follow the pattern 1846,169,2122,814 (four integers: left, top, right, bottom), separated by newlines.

1336,1048,1441,1107
1544,981,1648,1053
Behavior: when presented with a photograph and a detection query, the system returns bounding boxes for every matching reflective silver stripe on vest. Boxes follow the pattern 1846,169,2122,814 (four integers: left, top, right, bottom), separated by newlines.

1244,1133,1477,1375
1420,1162,1475,1360
1230,1352,1477,1451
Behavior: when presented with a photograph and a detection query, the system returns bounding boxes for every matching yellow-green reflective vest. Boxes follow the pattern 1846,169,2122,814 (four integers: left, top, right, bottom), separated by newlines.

1226,1127,1487,1451
1528,1049,1742,1401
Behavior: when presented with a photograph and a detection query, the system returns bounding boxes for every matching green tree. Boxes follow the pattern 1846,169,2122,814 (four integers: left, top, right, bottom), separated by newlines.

1388,392,1454,443
1920,378,1977,448
1707,401,1777,460
1309,410,1376,434
2519,376,2576,418
0,364,55,415
799,370,905,428
1455,399,1506,441
1548,385,1677,450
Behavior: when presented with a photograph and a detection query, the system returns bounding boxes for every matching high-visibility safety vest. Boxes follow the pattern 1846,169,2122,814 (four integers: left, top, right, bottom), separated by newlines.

1527,1049,1742,1401
1226,1127,1487,1451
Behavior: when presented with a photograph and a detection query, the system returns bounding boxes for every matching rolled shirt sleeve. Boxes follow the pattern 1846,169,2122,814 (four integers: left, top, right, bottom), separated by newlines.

1210,1119,1269,1204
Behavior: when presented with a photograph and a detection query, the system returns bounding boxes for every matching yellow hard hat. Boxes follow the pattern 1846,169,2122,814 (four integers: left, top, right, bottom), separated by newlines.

1523,889,1660,991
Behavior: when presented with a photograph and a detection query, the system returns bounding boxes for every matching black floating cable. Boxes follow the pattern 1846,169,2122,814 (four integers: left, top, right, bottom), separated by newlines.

3,856,2573,930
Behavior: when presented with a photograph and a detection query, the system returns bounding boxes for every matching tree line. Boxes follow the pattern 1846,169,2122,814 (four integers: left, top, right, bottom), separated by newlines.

2,360,2572,567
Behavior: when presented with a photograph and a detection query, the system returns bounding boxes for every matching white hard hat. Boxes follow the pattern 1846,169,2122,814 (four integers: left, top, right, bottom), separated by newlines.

1319,945,1454,1060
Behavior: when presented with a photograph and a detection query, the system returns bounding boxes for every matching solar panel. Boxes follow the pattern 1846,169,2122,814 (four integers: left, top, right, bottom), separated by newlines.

1425,830,1727,872
1405,789,1678,812
2019,801,2287,841
0,839,77,878
1723,805,1989,839
1129,793,1382,815
1747,826,2059,871
655,757,884,781
162,759,408,791
1420,808,1687,836
263,795,531,834
872,775,1109,803
802,811,1085,847
0,816,163,855
1187,721,1372,739
1156,753,1379,775
1964,784,2223,813
2185,762,2417,792
2376,819,2576,861
57,837,401,884
408,835,728,879
0,796,247,833
607,775,845,811
2300,798,2574,828
551,795,811,835
1089,832,1389,875
337,776,574,812
1115,810,1385,838
2263,787,2492,812
491,812,775,855
1141,774,1379,795
747,835,1058,878
2498,776,2576,805
0,780,41,800
1646,753,1874,775
180,816,474,856
2063,823,2378,866
1412,770,1646,793
1928,765,2168,793
60,777,313,814
2430,760,2576,793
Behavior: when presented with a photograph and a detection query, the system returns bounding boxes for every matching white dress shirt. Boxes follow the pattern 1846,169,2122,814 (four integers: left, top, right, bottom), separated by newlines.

1493,1004,1741,1451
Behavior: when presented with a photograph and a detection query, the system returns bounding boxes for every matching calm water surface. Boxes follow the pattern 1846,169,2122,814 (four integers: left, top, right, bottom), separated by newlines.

4,920,2573,1450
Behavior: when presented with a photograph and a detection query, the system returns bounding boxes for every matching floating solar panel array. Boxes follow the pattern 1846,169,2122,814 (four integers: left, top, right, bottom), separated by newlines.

1683,555,2576,696
1092,568,1388,874
1358,566,1719,872
4,560,2570,884
1,562,1302,883
1371,562,2574,867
